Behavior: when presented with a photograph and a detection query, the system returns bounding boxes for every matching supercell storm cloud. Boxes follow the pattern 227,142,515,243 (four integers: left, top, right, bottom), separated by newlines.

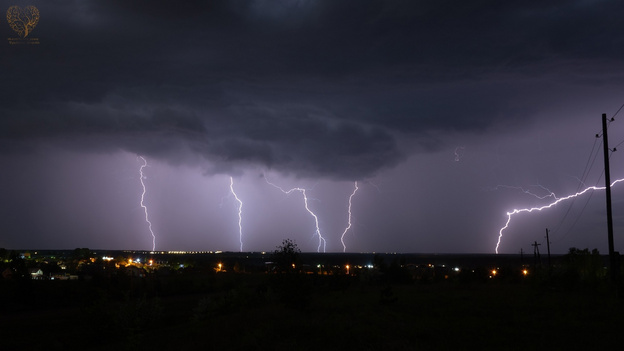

3,0,624,253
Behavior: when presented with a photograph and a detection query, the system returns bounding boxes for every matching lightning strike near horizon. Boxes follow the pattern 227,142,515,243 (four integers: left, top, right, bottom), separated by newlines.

495,178,624,254
340,181,359,252
229,177,244,252
138,156,156,251
264,176,327,252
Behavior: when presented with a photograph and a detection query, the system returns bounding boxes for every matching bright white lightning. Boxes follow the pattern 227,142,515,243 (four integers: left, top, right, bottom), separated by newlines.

340,181,359,252
138,156,156,251
264,177,326,252
495,178,624,253
229,177,244,252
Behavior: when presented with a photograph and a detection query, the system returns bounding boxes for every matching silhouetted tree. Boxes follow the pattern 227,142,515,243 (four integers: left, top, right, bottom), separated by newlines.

270,239,309,309
562,247,605,284
373,254,386,271
385,257,411,284
271,239,301,273
72,248,91,260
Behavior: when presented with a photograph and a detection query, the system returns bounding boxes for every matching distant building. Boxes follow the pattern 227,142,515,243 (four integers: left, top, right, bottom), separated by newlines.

51,273,69,280
29,268,44,280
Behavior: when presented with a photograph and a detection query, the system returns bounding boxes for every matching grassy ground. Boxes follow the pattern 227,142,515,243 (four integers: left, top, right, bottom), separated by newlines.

3,274,624,350
135,283,624,350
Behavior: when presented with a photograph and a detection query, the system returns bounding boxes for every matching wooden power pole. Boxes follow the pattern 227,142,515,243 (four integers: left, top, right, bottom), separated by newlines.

601,113,618,282
532,241,541,267
545,228,551,267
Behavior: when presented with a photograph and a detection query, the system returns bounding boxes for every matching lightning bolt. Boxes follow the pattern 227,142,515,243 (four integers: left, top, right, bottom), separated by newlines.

340,181,359,252
229,177,244,252
489,184,558,200
138,156,156,251
264,176,326,252
495,178,624,253
365,179,382,193
454,146,465,162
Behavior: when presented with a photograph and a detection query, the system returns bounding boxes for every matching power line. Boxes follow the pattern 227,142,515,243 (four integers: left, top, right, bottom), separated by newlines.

605,102,624,147
549,137,602,239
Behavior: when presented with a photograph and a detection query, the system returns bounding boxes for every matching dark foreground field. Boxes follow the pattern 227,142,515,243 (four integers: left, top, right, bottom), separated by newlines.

2,269,624,351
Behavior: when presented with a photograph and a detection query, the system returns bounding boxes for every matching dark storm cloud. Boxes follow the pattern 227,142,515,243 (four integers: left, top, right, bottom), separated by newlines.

3,0,624,179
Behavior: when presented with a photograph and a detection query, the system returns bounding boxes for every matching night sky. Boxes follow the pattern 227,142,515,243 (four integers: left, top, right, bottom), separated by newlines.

3,0,624,254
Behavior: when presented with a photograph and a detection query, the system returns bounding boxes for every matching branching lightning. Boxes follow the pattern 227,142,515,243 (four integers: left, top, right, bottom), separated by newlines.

365,179,382,193
495,178,624,253
138,156,156,251
490,184,558,200
340,181,359,252
264,176,326,252
229,177,244,252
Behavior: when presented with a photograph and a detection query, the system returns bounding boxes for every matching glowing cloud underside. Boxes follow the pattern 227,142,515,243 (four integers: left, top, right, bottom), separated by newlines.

139,156,156,251
340,181,359,252
264,177,326,252
229,177,244,252
496,178,624,253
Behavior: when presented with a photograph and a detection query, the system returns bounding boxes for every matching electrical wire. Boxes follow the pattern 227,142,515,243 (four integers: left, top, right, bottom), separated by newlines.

549,137,602,239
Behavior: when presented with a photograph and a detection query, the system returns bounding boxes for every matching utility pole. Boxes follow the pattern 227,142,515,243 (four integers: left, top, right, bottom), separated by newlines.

545,228,551,267
601,113,618,282
532,241,541,267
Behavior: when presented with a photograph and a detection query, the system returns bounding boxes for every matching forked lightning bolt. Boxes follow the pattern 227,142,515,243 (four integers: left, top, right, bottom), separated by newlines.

264,177,326,252
139,156,156,251
340,181,359,252
496,178,624,253
229,177,244,252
